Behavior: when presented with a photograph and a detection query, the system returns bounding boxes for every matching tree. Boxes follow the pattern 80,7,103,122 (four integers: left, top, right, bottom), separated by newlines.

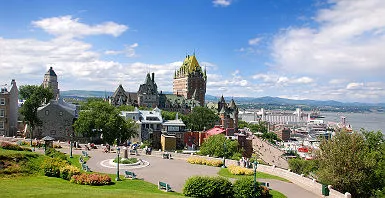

19,85,54,139
317,130,385,197
73,101,137,144
199,134,239,158
185,106,218,131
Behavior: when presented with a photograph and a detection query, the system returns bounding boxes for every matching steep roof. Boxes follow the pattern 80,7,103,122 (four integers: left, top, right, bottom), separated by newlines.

45,67,57,77
175,55,205,78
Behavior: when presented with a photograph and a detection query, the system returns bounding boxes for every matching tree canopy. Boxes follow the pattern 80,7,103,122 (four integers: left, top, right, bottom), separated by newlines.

19,85,54,132
317,130,385,198
73,101,137,144
199,134,239,158
185,106,219,131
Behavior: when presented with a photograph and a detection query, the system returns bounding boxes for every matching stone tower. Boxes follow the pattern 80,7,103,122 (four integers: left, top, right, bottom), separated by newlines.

42,67,59,99
173,54,207,106
138,73,159,108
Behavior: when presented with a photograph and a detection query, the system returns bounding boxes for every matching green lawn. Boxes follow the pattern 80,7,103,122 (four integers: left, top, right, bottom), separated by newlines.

218,168,290,182
0,175,182,198
269,190,287,198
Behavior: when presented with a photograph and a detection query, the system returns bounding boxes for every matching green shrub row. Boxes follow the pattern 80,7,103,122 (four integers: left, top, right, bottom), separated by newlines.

46,148,67,161
183,176,271,198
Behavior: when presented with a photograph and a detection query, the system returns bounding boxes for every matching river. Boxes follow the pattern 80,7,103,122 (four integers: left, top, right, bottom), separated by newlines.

322,112,385,133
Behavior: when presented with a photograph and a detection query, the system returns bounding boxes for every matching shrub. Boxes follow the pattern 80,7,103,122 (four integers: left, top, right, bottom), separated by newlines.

1,142,24,151
228,165,254,175
46,148,67,160
233,177,269,198
187,157,223,167
60,165,80,180
231,152,243,161
183,176,233,198
113,157,138,164
41,157,67,177
70,173,112,186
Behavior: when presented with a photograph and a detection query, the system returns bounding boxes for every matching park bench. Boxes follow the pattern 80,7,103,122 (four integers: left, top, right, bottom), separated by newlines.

129,149,137,155
82,163,91,172
124,171,137,179
260,182,270,188
158,181,172,192
79,156,84,164
162,153,171,159
82,151,88,157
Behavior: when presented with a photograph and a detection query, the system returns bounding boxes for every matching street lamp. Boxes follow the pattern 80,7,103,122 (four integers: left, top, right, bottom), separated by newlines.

253,159,258,197
69,133,73,158
116,147,121,181
222,141,227,168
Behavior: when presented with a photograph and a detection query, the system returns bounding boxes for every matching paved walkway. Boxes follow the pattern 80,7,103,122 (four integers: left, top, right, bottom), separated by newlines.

253,137,289,169
62,147,320,198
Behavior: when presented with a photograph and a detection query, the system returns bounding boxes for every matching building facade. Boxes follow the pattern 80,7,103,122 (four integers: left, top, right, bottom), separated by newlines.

42,67,60,99
109,84,137,107
137,73,159,108
35,99,78,141
0,79,19,137
173,54,207,106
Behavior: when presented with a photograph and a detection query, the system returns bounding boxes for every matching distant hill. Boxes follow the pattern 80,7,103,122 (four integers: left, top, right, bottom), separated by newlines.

61,90,384,108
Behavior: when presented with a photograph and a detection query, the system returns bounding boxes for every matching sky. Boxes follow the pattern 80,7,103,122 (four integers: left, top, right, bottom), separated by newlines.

1,0,385,103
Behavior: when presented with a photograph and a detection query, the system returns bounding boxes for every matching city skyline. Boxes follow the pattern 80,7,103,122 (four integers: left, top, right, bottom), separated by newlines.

1,0,385,103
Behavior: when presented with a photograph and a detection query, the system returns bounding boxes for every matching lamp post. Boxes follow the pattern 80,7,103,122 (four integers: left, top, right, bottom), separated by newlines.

253,159,258,197
69,133,73,158
222,140,227,168
116,147,121,181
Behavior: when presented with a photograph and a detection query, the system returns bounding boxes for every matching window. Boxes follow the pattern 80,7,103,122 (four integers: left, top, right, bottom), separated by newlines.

0,109,4,117
59,111,63,116
50,130,56,135
45,110,49,116
0,121,4,129
0,98,5,105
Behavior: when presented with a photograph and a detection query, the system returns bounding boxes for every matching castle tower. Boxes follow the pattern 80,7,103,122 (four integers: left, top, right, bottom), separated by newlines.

42,67,59,99
173,54,207,106
138,73,159,108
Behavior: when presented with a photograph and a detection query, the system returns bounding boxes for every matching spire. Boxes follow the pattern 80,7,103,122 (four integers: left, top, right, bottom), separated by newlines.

229,98,236,108
220,95,225,102
220,106,226,114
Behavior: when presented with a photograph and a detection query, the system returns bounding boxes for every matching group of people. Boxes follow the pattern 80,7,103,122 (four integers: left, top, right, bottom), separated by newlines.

239,157,252,168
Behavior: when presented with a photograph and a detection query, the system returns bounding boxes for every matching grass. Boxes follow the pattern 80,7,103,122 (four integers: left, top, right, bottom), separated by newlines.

218,168,290,182
0,175,182,198
270,189,287,198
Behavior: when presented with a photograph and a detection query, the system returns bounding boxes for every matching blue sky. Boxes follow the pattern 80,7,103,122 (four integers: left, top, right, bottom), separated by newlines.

1,0,385,103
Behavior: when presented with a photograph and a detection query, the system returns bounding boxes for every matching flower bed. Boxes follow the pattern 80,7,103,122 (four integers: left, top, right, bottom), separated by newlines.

187,157,223,167
70,173,112,186
113,157,138,164
0,142,31,152
227,165,254,175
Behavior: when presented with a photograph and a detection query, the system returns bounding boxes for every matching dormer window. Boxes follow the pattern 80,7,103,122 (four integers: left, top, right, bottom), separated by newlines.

0,98,5,105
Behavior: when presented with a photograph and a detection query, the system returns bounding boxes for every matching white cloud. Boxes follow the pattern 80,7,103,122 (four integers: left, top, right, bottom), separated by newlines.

213,0,232,7
271,0,385,78
248,37,262,45
105,43,139,57
346,82,364,90
32,15,128,38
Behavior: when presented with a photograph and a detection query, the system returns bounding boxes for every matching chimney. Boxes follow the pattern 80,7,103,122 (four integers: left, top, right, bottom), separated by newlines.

152,73,155,82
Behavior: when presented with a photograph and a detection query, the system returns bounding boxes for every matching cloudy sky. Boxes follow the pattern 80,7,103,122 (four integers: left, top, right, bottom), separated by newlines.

1,0,384,103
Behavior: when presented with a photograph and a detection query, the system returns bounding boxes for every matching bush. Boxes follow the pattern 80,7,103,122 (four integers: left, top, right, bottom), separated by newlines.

288,158,319,176
113,157,138,164
228,165,254,175
183,176,233,198
70,173,112,186
231,152,243,161
0,142,30,151
233,177,271,198
41,157,68,177
187,157,223,167
60,165,80,180
46,148,67,160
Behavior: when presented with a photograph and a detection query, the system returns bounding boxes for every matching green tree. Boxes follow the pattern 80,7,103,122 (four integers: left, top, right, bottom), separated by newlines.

199,134,239,158
238,120,249,129
73,101,137,144
19,85,54,138
288,158,319,176
317,130,385,197
185,106,218,131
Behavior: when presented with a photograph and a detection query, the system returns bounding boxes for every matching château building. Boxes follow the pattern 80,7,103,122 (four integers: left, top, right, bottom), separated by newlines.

207,96,239,132
110,54,206,114
173,54,207,106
